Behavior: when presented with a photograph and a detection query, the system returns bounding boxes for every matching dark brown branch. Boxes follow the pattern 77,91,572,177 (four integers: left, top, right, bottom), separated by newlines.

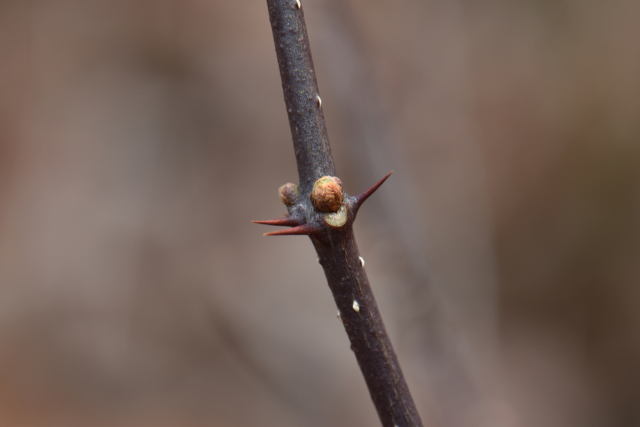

266,0,335,195
262,1,423,426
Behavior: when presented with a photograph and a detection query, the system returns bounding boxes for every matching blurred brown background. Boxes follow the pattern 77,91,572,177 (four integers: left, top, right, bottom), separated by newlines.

1,0,639,426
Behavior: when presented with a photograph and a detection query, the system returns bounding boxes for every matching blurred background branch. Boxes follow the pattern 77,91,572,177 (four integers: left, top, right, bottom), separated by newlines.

0,0,638,426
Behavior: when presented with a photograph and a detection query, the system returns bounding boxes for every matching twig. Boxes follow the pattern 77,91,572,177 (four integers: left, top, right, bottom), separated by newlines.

257,1,423,426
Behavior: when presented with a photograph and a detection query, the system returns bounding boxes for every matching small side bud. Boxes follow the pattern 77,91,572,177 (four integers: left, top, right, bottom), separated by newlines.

279,183,299,206
310,176,344,213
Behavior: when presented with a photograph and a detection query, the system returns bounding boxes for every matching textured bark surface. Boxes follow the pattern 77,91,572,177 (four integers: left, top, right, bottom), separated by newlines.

312,229,423,427
266,0,335,194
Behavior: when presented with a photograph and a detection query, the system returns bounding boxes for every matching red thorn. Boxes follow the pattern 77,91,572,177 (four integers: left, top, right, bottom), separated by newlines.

263,224,317,236
354,171,393,208
252,217,301,227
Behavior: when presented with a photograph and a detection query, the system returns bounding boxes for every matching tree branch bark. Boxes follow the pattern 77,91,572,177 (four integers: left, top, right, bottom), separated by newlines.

266,0,335,195
259,1,424,426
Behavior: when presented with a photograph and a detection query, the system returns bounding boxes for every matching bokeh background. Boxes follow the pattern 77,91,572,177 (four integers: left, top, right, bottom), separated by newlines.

1,0,639,426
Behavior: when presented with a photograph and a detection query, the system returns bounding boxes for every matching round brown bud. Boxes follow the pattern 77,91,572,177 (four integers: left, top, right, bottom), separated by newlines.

279,183,300,206
310,176,344,213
